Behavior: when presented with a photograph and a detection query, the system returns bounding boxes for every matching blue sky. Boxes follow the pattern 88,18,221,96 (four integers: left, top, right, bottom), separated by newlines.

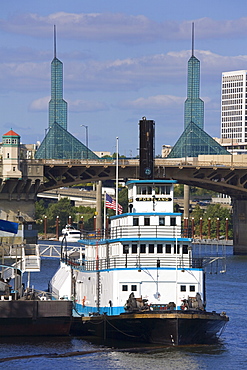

1,1,247,156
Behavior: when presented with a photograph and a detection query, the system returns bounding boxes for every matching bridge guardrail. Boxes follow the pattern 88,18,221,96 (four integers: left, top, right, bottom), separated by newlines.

23,157,247,168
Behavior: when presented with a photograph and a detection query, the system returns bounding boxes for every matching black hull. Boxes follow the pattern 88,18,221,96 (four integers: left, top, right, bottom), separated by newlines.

0,300,72,337
71,310,229,346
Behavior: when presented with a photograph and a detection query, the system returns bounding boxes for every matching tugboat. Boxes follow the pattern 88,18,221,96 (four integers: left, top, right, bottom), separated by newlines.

49,118,229,345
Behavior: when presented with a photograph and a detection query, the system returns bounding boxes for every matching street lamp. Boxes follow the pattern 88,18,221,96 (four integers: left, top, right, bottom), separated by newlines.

81,125,88,159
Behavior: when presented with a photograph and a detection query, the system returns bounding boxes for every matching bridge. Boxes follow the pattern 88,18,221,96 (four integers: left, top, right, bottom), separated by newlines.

1,155,247,254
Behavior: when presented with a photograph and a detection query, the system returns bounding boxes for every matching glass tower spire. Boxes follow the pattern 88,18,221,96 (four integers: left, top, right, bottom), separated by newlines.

35,26,98,160
168,23,230,159
184,23,204,129
49,26,67,130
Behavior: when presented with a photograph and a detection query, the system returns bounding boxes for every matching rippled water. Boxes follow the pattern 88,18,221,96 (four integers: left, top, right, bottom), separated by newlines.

1,249,247,369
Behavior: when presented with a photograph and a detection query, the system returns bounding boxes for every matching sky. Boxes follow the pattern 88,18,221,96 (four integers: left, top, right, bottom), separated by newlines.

1,1,247,157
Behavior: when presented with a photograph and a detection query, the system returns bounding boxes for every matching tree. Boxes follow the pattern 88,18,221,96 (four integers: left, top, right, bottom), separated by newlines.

46,198,76,232
191,203,232,239
118,187,128,213
75,205,96,230
35,199,46,220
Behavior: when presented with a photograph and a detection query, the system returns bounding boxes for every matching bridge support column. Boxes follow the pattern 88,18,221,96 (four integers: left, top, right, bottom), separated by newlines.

232,198,247,254
184,185,190,219
0,198,35,222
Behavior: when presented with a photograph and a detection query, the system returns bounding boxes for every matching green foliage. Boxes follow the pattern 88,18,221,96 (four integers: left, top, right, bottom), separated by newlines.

35,197,97,234
35,199,46,220
190,186,217,197
118,187,128,213
46,198,76,232
174,185,218,199
111,152,126,159
190,203,232,239
174,184,184,197
76,205,96,229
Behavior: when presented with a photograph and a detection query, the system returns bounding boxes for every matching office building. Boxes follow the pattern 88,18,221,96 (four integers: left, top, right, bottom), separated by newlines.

221,70,247,149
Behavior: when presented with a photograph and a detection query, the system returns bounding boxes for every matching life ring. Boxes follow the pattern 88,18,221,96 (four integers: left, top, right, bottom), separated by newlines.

82,296,86,307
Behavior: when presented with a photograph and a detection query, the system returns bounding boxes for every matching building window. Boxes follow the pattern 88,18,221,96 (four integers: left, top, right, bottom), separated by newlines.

13,167,15,171
180,285,186,292
170,217,176,226
159,217,165,226
131,285,137,291
190,285,195,292
7,153,9,158
133,218,139,226
132,244,137,254
157,244,163,253
144,217,150,226
165,244,171,253
149,244,154,253
140,244,146,253
122,285,128,291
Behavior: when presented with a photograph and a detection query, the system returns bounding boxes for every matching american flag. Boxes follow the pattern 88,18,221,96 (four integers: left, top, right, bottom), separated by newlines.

105,193,123,214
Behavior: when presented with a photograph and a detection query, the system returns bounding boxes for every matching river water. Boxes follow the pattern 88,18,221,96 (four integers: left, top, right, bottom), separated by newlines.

0,246,246,369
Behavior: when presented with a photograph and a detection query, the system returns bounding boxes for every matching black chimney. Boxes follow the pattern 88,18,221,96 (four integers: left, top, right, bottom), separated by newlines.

139,117,155,179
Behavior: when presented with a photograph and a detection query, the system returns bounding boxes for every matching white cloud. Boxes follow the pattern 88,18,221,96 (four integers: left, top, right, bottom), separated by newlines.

1,13,247,43
68,99,109,112
118,95,185,111
0,49,247,94
29,96,108,113
29,96,50,111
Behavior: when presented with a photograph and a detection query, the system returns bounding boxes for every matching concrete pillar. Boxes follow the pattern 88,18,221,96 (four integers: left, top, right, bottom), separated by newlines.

184,185,190,219
96,181,102,232
0,199,36,221
232,198,247,254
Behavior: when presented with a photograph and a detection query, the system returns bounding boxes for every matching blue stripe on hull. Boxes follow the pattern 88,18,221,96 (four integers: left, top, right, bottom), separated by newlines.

74,303,125,317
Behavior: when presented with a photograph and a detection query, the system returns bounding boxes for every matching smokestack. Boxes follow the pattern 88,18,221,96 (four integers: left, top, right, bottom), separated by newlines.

139,117,155,179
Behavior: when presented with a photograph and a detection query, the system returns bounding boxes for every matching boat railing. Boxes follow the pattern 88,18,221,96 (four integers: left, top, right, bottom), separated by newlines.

65,255,195,270
64,254,226,273
81,225,182,241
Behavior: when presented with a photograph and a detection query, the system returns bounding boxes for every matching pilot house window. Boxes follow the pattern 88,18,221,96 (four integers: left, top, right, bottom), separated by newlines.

170,217,176,226
133,218,139,226
140,244,146,253
132,244,137,254
159,217,165,226
144,217,150,226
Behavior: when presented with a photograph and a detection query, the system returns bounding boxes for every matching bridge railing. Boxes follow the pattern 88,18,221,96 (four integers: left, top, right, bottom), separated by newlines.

24,156,247,168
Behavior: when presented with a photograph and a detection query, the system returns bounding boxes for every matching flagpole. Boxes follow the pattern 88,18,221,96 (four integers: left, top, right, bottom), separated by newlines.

116,137,119,215
103,191,106,238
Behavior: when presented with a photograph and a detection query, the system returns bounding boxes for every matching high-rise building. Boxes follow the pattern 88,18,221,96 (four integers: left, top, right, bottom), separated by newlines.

35,27,98,160
184,24,204,130
221,70,247,144
49,27,67,130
